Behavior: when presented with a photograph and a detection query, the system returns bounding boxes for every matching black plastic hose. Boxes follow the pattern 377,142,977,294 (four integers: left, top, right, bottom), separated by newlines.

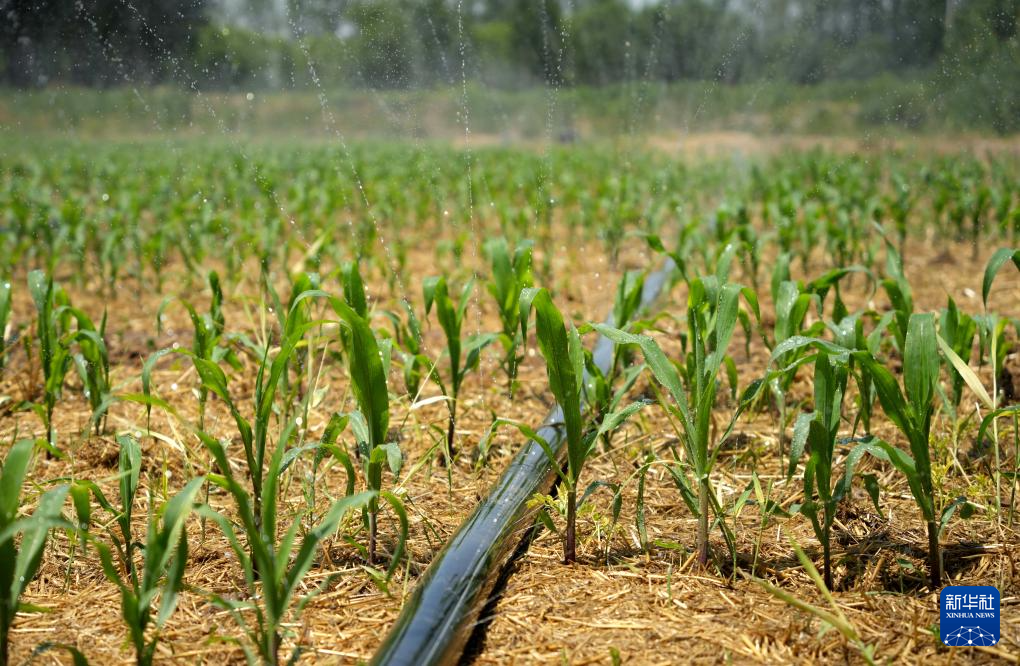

370,263,673,666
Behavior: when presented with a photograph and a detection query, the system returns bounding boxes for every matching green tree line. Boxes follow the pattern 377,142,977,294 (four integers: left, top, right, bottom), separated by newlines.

2,0,1018,129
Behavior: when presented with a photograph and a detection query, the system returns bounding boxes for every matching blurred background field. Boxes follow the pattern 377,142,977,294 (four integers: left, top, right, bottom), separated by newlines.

2,1,1019,141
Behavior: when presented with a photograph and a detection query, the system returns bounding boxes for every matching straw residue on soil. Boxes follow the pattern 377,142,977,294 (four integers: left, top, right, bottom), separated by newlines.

1,233,1018,664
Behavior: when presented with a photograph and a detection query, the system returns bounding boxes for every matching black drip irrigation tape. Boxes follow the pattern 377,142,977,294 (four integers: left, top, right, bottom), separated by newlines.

369,262,675,666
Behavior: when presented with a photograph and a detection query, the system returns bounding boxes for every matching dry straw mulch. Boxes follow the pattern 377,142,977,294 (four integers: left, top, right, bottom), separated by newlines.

2,235,1019,664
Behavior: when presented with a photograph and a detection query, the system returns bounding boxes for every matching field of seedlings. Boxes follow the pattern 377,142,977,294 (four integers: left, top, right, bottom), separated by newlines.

1,135,1019,665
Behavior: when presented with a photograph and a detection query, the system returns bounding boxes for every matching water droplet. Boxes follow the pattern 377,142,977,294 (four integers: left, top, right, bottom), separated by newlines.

172,341,180,350
245,92,255,101
171,383,178,391
296,416,303,426
101,193,109,202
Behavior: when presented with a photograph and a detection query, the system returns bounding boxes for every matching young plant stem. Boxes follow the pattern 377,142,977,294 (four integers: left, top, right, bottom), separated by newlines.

697,479,711,566
368,511,377,564
823,527,833,590
927,520,941,588
564,488,577,564
446,403,456,463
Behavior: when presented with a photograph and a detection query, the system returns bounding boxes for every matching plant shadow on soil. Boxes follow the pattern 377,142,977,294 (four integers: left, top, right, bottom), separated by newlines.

708,510,988,596
838,527,987,594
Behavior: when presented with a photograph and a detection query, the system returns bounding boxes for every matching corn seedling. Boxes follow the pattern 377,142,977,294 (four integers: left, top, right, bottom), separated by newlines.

263,269,320,410
383,300,433,399
831,311,893,437
146,287,407,662
66,308,111,435
516,287,582,562
509,287,644,563
27,271,73,452
579,272,649,453
0,439,72,666
423,275,495,462
766,267,867,443
880,242,913,353
295,280,405,564
608,270,646,376
200,461,402,664
779,346,875,589
768,278,821,453
190,332,304,549
84,436,204,666
157,270,239,429
484,238,533,394
185,280,406,664
595,276,764,566
981,247,1020,516
849,314,958,588
338,264,406,559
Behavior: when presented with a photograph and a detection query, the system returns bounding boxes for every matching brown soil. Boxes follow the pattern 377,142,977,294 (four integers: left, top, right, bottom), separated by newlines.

1,231,1018,665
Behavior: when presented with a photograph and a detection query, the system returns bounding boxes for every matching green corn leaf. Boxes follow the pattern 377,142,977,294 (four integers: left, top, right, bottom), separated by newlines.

590,324,692,428
936,334,992,409
342,261,368,318
0,439,33,526
587,400,648,458
861,474,882,514
789,412,813,480
482,417,567,485
30,642,90,666
12,485,70,603
578,481,622,524
981,248,1020,308
294,290,389,453
282,490,392,607
903,314,937,419
976,404,1020,454
852,354,912,439
520,288,584,482
939,496,975,538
